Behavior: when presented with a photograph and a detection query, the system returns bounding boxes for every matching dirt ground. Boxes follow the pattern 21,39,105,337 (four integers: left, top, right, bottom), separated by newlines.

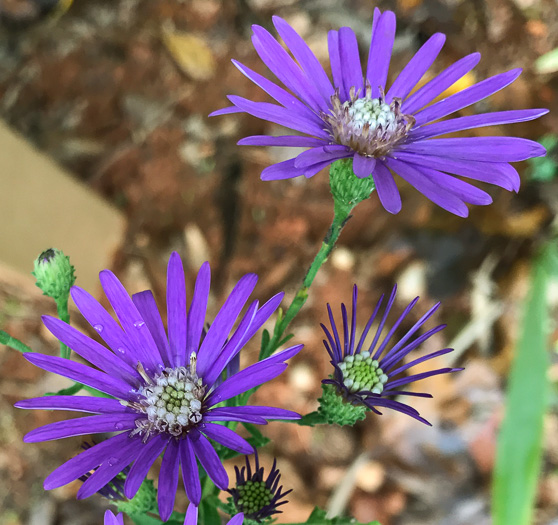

1,0,558,523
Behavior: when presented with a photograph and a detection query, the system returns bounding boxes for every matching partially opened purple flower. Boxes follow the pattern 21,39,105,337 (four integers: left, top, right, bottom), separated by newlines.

211,9,548,216
16,253,301,521
321,285,460,425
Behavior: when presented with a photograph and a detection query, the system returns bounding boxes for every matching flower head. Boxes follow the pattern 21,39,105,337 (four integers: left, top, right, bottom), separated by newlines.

227,452,291,522
16,253,301,521
320,285,460,425
211,9,548,216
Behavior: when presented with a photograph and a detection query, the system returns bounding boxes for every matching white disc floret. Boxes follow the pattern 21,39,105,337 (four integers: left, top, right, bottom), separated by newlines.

338,351,388,395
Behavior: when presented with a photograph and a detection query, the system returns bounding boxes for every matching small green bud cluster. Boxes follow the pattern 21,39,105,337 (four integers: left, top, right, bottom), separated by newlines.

32,248,76,301
338,351,388,394
236,480,273,515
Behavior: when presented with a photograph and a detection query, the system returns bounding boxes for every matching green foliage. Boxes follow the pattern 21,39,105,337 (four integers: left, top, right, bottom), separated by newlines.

492,247,552,525
305,507,381,525
528,135,558,182
118,479,158,517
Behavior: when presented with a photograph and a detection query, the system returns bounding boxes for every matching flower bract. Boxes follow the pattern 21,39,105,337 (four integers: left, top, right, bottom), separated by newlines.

211,9,548,216
16,253,301,521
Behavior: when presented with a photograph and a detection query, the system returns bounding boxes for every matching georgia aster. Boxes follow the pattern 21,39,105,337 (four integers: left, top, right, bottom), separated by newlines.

16,253,301,521
211,9,548,216
321,285,460,425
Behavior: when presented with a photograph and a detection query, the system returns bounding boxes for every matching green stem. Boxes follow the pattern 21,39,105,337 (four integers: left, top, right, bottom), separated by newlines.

0,329,32,353
56,295,71,359
260,200,354,361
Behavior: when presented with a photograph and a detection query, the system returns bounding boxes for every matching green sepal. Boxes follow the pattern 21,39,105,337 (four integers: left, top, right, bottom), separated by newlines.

317,383,367,426
329,159,376,216
295,411,327,426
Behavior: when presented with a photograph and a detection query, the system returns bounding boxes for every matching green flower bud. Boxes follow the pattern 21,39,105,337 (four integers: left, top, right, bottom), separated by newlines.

32,248,76,300
329,158,376,216
317,383,367,427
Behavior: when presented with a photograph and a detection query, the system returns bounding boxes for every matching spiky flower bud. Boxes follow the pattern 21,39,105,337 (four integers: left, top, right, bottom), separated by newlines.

32,248,76,300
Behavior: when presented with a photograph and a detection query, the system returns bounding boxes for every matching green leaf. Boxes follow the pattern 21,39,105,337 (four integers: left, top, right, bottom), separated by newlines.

200,498,221,525
45,382,83,396
492,256,550,525
305,506,381,525
0,330,32,353
241,423,269,447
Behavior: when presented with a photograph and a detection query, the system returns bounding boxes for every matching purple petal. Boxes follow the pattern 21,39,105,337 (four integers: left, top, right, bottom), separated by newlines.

124,435,168,499
132,290,172,367
402,53,481,114
228,95,328,139
328,31,346,101
242,292,284,343
355,294,384,355
192,432,228,489
204,411,267,425
294,145,352,168
373,161,401,213
272,16,334,101
392,151,521,192
303,159,338,178
197,273,258,377
385,367,458,390
386,33,446,103
251,25,328,113
413,165,493,205
385,157,469,216
366,10,396,98
166,252,187,367
104,510,124,525
206,364,287,406
414,69,522,126
258,343,303,367
238,135,327,148
368,287,397,356
70,286,139,368
410,108,549,140
180,438,201,505
77,437,144,499
399,136,546,162
339,27,363,96
158,440,180,521
44,432,132,489
352,154,376,179
210,405,300,420
201,422,254,454
261,158,304,181
231,59,321,123
99,270,161,372
387,347,454,378
185,505,198,525
24,353,133,400
15,395,126,414
186,262,211,357
41,315,139,385
209,106,242,117
228,514,244,525
23,413,139,443
203,300,259,387
364,396,431,425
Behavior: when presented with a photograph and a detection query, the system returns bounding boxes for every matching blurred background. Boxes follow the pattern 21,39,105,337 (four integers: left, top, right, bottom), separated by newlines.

0,0,557,524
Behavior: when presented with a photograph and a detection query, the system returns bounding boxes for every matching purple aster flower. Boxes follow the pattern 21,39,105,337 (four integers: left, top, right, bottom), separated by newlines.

210,9,548,216
321,285,460,425
16,253,301,521
227,452,291,522
104,510,124,525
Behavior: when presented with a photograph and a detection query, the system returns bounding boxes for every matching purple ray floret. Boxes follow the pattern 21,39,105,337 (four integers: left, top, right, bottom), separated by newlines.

15,253,301,522
210,9,548,216
321,285,461,425
104,510,124,525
